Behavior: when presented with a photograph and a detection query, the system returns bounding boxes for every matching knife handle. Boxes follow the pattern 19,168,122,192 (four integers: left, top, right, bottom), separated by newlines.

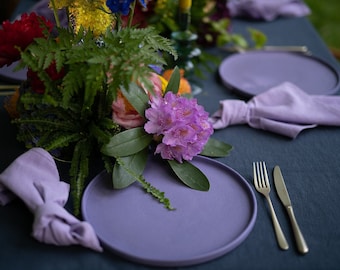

287,206,309,254
266,196,289,250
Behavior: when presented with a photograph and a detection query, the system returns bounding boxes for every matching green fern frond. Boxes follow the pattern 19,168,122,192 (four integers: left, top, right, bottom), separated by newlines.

61,66,86,106
83,64,105,112
89,123,111,145
102,155,114,174
138,176,175,210
70,139,92,216
115,156,174,210
37,132,83,151
14,117,77,131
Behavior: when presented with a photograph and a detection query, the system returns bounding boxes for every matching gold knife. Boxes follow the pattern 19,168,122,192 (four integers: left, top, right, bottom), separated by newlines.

273,166,309,254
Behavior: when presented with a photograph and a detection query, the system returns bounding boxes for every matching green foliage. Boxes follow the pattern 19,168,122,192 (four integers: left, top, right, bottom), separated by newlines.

168,159,210,191
114,153,174,210
200,138,233,157
14,25,177,215
113,149,148,189
101,127,153,157
248,28,267,49
14,11,233,214
120,83,149,117
164,66,180,94
304,0,340,49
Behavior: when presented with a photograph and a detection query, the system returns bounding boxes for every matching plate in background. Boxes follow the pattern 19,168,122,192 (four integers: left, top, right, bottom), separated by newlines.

0,62,27,84
219,51,340,97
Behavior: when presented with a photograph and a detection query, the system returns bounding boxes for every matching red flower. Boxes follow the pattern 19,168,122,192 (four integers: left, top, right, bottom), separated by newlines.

0,13,53,68
27,62,65,94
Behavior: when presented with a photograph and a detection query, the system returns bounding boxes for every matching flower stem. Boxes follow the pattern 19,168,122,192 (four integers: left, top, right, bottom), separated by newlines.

50,0,61,28
128,0,137,28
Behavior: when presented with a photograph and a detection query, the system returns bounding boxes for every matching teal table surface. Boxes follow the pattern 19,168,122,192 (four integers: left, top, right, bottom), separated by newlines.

1,3,340,270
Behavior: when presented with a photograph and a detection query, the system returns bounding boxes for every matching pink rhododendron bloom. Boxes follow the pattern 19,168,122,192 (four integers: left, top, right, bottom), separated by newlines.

144,92,213,162
112,72,163,129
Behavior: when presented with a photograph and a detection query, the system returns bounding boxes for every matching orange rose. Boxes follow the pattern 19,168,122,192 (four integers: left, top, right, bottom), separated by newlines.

112,72,163,129
162,69,192,95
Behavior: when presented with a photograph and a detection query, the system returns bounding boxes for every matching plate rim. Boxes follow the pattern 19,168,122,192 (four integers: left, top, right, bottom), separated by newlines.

81,155,257,267
218,50,340,97
0,61,27,84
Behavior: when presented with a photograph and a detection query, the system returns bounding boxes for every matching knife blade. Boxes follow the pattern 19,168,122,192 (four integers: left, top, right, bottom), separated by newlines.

273,165,309,254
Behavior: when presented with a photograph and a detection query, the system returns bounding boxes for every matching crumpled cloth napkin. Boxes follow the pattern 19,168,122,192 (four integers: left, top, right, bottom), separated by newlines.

210,82,340,138
227,0,311,21
0,148,102,252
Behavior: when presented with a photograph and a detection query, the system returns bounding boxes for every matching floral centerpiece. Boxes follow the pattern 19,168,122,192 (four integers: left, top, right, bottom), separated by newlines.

1,0,232,215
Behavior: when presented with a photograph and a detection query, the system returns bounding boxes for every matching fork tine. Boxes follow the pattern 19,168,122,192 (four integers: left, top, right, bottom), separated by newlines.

254,161,264,189
253,162,259,189
262,161,269,188
259,161,266,187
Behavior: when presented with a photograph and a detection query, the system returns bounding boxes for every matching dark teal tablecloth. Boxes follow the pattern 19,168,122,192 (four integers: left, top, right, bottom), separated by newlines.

1,4,340,270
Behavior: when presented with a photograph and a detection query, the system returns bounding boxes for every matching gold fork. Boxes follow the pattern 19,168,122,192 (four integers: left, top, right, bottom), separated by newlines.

253,161,289,250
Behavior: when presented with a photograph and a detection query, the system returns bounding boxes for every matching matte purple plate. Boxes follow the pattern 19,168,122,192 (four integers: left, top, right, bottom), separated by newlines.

81,156,257,267
219,51,340,97
0,62,27,84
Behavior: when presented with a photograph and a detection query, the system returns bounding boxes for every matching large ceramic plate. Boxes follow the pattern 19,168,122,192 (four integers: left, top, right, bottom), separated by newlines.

219,51,340,97
82,156,257,267
0,62,27,84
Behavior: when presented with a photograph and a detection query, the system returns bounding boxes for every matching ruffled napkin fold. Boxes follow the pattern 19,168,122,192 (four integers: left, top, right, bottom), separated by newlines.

210,82,340,138
0,148,102,252
227,0,311,21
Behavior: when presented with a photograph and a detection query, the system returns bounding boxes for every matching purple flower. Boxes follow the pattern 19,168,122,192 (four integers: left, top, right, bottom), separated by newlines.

106,0,146,16
144,92,213,163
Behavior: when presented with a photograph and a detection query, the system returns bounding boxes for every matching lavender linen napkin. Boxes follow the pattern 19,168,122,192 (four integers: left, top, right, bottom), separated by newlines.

210,82,340,138
227,0,311,21
0,148,102,252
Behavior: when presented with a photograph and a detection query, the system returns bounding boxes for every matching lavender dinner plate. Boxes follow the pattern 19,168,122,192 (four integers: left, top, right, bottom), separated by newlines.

82,156,257,267
219,51,340,97
0,62,27,83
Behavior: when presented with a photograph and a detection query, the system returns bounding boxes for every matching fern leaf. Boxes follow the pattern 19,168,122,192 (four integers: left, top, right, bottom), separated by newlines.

37,132,83,151
70,139,92,216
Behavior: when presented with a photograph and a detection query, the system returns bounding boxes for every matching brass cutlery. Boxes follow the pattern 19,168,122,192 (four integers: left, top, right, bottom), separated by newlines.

273,165,309,254
0,85,19,96
253,161,289,250
222,45,311,55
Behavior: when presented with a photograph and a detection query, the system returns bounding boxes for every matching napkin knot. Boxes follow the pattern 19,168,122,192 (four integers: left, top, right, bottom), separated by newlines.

0,148,103,252
227,0,311,21
210,100,249,129
33,201,103,252
210,82,340,138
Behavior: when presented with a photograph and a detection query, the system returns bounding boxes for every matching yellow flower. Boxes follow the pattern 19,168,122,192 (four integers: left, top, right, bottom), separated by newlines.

179,0,192,12
71,0,113,36
50,0,114,36
155,0,167,9
158,75,168,93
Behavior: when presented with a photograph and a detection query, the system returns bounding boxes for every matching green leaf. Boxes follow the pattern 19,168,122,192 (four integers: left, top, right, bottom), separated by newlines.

120,83,149,117
167,160,210,191
101,127,153,157
165,66,180,94
248,28,267,49
200,138,233,157
112,149,148,189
